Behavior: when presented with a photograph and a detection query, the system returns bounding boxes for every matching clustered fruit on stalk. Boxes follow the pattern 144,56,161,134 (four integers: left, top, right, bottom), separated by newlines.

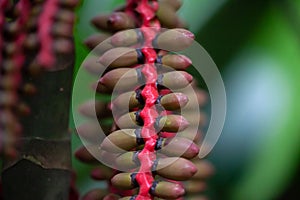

0,0,77,160
75,0,215,199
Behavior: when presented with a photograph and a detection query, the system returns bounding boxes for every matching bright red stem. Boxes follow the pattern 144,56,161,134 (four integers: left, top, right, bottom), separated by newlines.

126,0,161,199
37,0,58,68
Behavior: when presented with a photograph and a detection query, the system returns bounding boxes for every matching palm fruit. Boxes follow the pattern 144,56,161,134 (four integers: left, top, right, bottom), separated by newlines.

76,0,215,199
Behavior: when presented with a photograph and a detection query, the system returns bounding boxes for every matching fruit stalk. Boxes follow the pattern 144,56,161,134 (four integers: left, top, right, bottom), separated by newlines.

125,1,161,199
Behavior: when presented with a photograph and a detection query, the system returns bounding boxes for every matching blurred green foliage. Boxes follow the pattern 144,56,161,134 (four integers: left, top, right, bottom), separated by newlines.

72,0,300,199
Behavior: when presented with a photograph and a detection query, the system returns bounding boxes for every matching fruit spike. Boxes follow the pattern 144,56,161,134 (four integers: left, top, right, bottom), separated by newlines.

78,0,216,199
124,0,161,199
36,0,58,68
0,0,32,158
23,0,76,70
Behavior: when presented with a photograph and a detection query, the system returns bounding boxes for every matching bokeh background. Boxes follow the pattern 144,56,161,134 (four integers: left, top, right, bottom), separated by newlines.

72,0,300,199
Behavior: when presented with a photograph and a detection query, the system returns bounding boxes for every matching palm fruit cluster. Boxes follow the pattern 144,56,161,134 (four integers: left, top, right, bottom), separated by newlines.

75,0,214,199
0,0,78,159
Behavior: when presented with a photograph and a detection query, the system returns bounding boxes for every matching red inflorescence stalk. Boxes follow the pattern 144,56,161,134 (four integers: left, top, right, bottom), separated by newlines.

37,0,59,68
126,0,161,199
